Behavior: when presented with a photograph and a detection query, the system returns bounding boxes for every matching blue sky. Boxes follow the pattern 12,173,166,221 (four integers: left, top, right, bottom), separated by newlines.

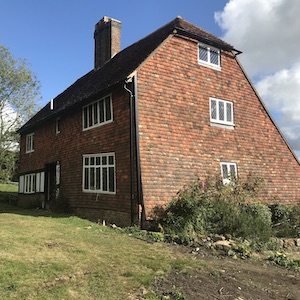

0,0,228,105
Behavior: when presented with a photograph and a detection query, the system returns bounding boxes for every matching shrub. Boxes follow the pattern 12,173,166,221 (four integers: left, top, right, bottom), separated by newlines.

269,204,300,238
157,173,273,242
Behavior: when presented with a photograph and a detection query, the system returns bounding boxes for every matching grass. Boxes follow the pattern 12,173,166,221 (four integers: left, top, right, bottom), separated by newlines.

0,183,18,193
0,203,201,299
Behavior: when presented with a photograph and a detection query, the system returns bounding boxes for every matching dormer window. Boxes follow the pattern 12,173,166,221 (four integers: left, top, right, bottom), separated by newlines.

198,43,221,70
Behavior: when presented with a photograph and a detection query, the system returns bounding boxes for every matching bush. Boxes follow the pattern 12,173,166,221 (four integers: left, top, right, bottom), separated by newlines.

157,173,273,242
269,204,300,238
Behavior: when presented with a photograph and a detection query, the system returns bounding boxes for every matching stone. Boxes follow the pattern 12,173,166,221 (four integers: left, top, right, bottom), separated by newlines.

213,240,232,250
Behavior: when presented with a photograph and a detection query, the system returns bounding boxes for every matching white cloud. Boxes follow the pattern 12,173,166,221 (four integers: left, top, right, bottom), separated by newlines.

215,0,300,158
215,0,300,76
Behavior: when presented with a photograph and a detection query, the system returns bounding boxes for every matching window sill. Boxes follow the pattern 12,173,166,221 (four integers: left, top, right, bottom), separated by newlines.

198,60,221,71
83,190,116,195
210,122,235,130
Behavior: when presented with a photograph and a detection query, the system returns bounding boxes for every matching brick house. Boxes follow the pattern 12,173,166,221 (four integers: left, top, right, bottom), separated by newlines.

17,16,300,226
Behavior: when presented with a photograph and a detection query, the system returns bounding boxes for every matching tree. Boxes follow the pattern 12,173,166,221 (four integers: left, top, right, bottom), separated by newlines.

0,45,40,182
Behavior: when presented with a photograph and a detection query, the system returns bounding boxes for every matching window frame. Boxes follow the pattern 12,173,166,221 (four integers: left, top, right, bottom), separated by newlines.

82,152,116,194
82,94,113,131
210,97,234,126
24,173,36,194
19,171,45,194
56,118,61,134
25,133,34,153
220,162,237,185
198,43,221,71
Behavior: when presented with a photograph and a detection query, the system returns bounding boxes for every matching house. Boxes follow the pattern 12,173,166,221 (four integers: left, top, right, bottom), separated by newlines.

17,16,300,226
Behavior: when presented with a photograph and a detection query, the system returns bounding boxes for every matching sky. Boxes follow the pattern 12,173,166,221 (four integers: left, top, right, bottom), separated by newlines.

1,0,299,158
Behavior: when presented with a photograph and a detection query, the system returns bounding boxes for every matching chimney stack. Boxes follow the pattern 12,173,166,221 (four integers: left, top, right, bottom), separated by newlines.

94,16,122,70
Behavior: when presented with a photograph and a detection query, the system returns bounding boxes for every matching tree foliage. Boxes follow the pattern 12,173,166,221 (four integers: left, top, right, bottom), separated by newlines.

0,45,40,181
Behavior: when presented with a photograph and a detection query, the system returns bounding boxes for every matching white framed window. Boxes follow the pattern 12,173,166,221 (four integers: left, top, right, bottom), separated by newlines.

83,95,112,130
24,173,36,194
83,153,116,194
26,133,34,153
198,43,221,70
210,97,234,126
56,118,61,134
19,171,45,194
220,162,237,185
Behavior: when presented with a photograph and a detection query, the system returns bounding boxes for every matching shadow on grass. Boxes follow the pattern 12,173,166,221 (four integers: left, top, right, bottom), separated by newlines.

0,200,71,219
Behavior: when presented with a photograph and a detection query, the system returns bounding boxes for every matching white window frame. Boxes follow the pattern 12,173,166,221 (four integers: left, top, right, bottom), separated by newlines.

198,43,221,71
19,171,45,194
210,97,234,126
83,95,113,130
83,152,116,194
220,162,237,185
56,118,61,134
24,173,36,194
26,133,34,153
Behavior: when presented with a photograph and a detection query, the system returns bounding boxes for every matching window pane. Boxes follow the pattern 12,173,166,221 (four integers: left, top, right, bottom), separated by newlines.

222,164,228,179
99,100,104,123
90,167,95,189
199,46,208,62
109,167,115,192
96,157,101,165
90,157,95,165
105,96,111,121
210,48,219,65
219,101,225,121
88,105,93,127
96,167,101,190
108,155,114,165
84,157,89,165
102,156,107,165
84,168,89,189
210,99,217,120
102,167,108,191
226,103,232,122
93,102,98,125
83,107,88,128
229,164,236,177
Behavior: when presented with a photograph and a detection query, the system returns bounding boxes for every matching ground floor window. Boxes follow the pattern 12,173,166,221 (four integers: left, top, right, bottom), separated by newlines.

19,171,45,194
83,152,115,194
220,162,237,184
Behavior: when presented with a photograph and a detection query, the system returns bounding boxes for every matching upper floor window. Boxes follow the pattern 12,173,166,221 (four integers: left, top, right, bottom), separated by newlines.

26,133,34,153
198,43,221,70
83,95,112,130
56,118,61,134
210,97,234,126
220,162,237,185
83,153,115,194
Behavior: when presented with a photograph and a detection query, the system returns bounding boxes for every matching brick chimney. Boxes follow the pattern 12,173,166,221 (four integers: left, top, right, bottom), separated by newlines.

94,16,122,70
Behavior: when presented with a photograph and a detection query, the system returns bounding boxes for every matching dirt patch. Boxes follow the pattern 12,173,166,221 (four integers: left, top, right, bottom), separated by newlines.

152,245,300,300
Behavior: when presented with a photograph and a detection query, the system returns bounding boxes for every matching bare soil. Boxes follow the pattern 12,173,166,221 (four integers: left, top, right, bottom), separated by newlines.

152,244,300,300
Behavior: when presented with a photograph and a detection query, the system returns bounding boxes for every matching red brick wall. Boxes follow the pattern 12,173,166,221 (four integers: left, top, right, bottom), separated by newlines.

137,35,300,216
19,86,134,225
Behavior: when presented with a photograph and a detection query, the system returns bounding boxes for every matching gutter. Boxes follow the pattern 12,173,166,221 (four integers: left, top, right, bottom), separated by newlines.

124,73,144,227
173,26,242,56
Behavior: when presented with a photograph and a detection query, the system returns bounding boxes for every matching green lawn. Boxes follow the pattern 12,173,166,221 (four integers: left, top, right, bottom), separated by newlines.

0,203,200,299
0,183,18,193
